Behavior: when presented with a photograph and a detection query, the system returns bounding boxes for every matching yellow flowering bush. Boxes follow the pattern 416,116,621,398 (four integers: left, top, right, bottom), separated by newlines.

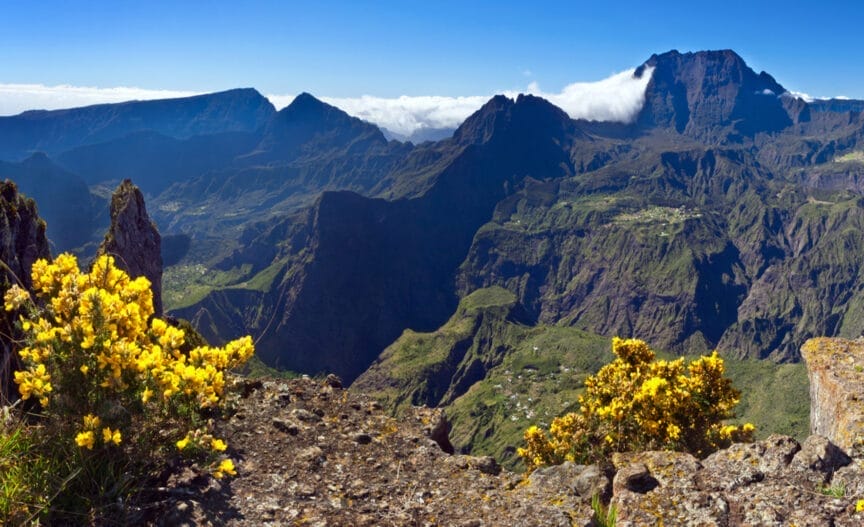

4,253,254,515
518,337,754,471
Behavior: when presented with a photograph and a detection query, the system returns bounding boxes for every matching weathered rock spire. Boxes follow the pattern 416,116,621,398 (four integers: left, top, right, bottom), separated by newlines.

97,179,163,315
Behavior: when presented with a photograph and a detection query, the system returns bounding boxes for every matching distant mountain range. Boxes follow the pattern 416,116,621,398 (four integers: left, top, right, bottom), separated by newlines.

3,49,864,392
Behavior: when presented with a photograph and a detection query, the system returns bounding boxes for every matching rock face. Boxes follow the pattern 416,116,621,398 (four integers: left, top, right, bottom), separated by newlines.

0,180,50,400
609,436,862,526
801,337,864,457
636,49,792,140
97,179,163,315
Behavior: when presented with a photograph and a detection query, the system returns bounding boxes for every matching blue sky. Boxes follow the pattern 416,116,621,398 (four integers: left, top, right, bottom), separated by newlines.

2,0,862,131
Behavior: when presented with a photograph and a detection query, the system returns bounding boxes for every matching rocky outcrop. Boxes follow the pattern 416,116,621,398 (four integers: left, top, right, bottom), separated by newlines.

609,436,861,525
97,179,163,315
149,376,598,526
0,180,50,400
0,181,51,290
144,374,864,526
801,337,864,456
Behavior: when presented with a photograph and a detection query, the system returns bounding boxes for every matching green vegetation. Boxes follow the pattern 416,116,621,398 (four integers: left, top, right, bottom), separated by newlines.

240,354,301,380
818,483,847,498
0,413,55,525
591,493,617,527
721,359,809,439
163,263,250,310
163,257,289,311
613,205,702,225
242,258,287,291
445,326,610,469
834,150,864,164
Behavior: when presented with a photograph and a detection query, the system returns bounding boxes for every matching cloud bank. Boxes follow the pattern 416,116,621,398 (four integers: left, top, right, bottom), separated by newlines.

268,68,655,136
0,68,654,136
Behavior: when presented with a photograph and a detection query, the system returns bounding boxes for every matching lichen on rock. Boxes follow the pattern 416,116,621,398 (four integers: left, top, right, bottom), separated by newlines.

801,336,864,457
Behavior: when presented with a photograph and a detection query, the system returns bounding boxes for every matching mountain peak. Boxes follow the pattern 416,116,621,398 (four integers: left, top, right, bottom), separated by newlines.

280,92,328,115
454,93,573,146
636,48,791,139
256,92,387,160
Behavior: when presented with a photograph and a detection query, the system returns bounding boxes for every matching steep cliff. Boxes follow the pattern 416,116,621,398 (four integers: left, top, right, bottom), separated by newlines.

801,337,864,457
0,180,50,400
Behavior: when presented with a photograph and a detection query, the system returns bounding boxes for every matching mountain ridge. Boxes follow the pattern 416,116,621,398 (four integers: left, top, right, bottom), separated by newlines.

4,48,864,383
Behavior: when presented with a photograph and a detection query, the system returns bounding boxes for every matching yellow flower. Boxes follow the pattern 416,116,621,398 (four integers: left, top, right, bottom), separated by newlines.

211,438,228,452
83,414,101,429
75,431,95,449
80,364,89,375
856,499,864,513
213,458,237,479
4,284,31,311
176,434,191,450
102,427,122,445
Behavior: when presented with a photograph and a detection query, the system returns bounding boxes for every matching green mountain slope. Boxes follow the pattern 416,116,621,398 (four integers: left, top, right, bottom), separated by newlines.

354,287,809,469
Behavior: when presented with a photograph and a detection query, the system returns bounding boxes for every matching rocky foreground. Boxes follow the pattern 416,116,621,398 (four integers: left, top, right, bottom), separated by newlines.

150,336,864,527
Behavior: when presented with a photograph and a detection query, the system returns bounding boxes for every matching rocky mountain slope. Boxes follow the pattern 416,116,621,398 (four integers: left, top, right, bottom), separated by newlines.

0,88,275,161
163,50,864,388
146,344,864,526
0,153,99,252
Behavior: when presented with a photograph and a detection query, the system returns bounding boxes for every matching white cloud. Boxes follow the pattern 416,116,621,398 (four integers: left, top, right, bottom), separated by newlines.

521,67,654,124
0,68,655,137
786,91,814,102
265,93,490,137
323,95,491,136
0,83,200,116
785,90,852,103
266,67,655,136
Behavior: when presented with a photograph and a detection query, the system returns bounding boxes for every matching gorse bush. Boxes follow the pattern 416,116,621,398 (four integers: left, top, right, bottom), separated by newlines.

518,337,754,472
3,253,254,521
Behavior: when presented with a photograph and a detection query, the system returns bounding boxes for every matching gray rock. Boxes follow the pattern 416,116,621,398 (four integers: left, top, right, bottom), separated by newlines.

791,435,851,483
